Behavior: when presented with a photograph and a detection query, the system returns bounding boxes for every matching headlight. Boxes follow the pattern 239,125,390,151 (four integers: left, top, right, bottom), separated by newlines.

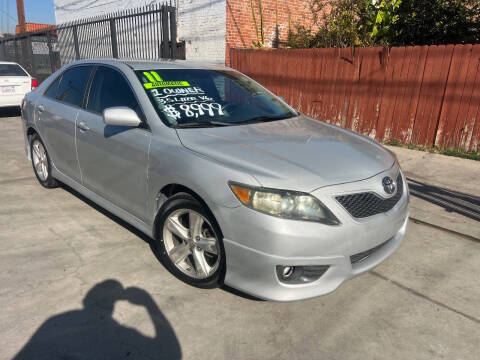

229,182,340,225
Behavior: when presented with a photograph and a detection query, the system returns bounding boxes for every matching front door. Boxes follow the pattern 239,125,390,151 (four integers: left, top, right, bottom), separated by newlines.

75,66,151,222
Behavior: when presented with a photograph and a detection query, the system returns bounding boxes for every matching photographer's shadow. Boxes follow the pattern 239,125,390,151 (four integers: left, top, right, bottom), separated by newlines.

13,280,181,359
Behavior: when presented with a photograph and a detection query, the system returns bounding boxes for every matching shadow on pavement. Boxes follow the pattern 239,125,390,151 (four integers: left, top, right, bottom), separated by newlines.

12,279,182,359
0,107,21,118
407,177,480,222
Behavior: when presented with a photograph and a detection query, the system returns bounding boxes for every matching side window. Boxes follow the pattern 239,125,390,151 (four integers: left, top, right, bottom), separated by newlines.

87,66,141,116
44,75,62,98
55,66,93,107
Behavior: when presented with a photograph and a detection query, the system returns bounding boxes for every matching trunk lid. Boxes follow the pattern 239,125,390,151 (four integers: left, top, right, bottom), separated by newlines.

0,76,30,96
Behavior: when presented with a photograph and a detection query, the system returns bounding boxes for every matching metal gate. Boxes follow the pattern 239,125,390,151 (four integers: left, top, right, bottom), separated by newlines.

0,2,185,83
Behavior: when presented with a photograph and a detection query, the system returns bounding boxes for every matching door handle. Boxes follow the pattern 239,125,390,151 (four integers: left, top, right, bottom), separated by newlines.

77,121,90,132
37,105,45,113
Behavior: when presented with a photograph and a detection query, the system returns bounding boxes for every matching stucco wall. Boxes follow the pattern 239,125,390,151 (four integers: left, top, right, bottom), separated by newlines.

54,0,225,63
177,0,226,64
54,0,159,24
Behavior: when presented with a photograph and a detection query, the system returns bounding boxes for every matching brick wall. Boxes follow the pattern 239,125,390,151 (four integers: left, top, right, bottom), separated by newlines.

178,0,226,63
226,0,314,65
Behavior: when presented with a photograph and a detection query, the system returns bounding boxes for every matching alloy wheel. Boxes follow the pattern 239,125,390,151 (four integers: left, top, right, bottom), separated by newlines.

32,140,49,181
162,209,220,279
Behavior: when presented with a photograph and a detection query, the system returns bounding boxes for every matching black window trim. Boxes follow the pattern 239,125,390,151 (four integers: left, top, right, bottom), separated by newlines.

42,64,95,110
83,64,150,131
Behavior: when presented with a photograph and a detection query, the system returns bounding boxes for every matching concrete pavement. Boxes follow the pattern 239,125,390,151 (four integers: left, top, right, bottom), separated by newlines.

1,113,479,359
387,146,480,240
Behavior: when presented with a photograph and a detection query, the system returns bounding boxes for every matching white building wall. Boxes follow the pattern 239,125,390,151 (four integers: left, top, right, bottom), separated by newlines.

54,0,159,24
53,0,226,63
177,0,225,64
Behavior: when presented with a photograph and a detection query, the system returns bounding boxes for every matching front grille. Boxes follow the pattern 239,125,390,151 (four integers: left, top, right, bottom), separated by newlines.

350,238,392,265
336,174,403,218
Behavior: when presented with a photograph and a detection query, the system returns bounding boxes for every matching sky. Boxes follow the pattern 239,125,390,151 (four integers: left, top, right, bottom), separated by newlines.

0,0,56,34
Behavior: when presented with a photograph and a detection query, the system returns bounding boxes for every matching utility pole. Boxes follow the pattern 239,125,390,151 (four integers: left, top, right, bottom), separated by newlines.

7,0,10,34
16,0,26,33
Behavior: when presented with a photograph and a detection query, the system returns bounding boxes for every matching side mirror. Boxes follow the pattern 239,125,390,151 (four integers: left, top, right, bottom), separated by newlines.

103,107,141,127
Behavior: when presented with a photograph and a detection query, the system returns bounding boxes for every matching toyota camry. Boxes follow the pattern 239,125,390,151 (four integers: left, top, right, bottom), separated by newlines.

21,59,409,301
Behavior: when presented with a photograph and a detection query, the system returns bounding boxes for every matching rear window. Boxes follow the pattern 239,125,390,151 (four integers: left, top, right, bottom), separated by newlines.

55,66,93,107
0,64,28,77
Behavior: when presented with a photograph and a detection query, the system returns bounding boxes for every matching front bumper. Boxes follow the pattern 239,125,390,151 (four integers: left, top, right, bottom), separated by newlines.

214,164,409,302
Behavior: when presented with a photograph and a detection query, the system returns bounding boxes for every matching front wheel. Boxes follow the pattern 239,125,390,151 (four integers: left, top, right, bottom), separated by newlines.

156,193,225,288
30,133,58,188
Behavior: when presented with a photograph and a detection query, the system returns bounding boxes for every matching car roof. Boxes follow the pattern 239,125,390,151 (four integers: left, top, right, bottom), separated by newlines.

68,58,232,71
0,61,20,65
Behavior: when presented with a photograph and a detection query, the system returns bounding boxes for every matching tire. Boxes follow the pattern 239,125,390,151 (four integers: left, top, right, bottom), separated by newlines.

155,192,226,289
30,133,58,189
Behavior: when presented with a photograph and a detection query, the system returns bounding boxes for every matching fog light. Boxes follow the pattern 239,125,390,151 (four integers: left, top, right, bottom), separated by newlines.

276,265,329,284
282,266,294,278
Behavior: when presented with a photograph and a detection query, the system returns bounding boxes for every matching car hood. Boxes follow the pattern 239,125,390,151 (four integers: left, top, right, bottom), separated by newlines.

176,116,395,192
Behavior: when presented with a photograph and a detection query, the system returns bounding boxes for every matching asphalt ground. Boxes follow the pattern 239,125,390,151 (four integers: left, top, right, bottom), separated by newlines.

1,110,479,360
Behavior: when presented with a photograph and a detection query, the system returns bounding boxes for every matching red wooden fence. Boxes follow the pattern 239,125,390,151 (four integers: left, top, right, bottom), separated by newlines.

230,46,480,152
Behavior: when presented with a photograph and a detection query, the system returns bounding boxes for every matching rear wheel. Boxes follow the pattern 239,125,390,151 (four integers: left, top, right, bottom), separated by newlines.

156,193,225,288
30,134,58,188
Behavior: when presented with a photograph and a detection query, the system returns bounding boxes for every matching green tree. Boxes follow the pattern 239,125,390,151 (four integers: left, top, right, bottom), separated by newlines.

370,0,402,43
288,0,375,48
287,0,480,48
391,0,480,45
288,0,401,48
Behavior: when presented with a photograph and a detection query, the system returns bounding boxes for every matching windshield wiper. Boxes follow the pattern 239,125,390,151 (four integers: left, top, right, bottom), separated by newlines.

234,114,296,125
173,121,232,128
173,114,297,128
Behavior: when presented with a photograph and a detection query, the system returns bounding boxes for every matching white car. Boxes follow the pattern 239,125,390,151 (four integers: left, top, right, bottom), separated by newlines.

0,61,38,108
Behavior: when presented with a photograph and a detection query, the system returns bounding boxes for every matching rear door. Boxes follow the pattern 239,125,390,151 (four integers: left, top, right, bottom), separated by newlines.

36,65,94,182
0,63,30,105
76,66,150,222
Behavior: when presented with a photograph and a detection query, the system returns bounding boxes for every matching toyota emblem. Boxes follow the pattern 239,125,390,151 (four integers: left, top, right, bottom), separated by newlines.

382,176,396,195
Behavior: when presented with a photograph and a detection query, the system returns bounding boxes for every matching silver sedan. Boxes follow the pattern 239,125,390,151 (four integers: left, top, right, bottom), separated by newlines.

21,59,409,301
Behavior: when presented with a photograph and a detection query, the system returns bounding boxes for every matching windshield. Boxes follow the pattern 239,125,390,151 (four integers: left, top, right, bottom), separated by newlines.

136,69,296,127
0,64,28,77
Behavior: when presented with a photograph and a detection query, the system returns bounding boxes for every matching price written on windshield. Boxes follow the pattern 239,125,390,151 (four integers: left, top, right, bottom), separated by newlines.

163,102,225,120
180,103,224,118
